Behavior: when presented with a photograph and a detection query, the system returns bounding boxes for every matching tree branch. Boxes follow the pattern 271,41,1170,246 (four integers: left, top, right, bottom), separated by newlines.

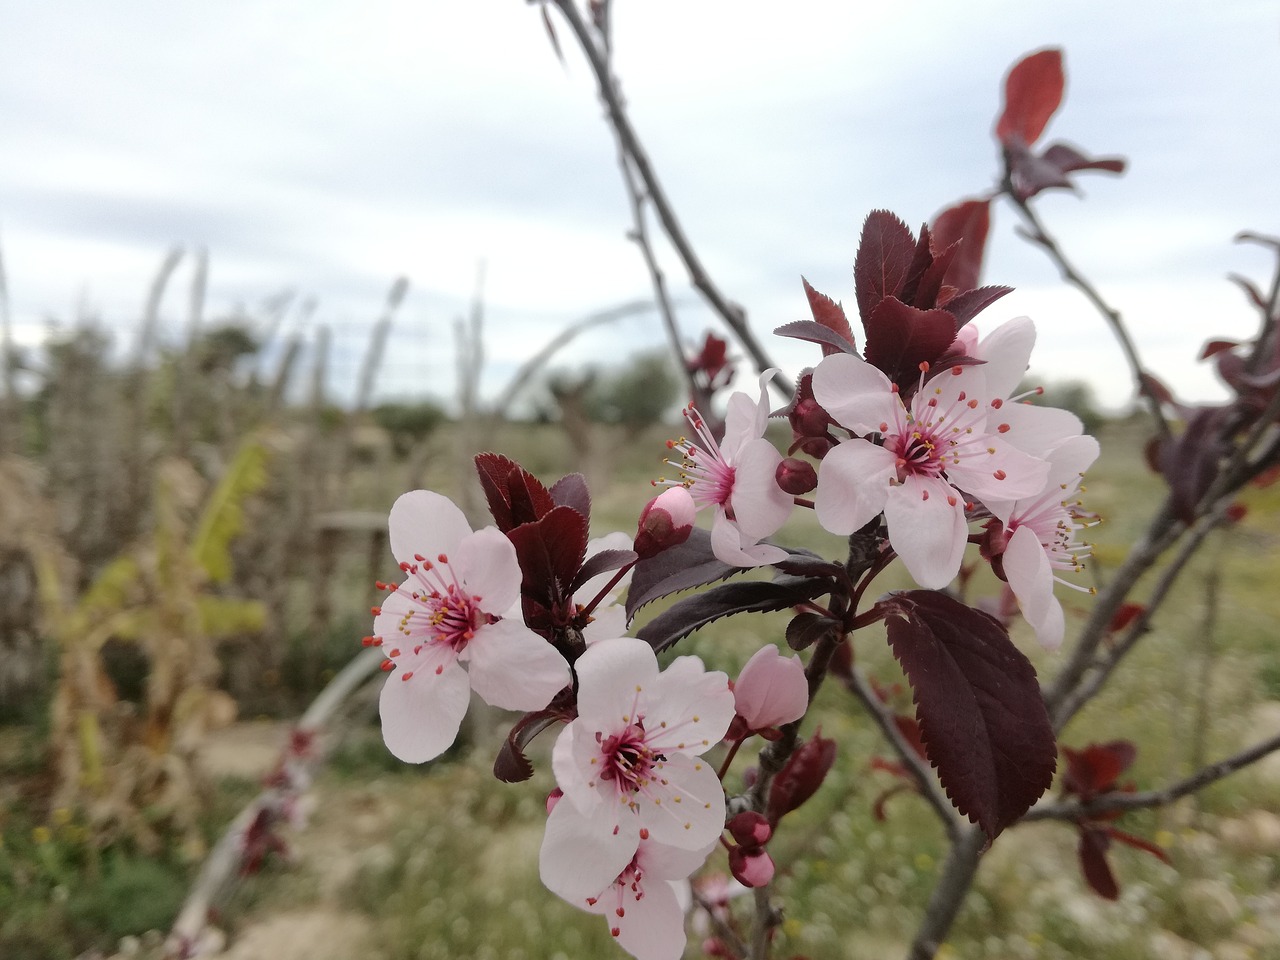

1022,731,1280,823
1005,188,1171,442
838,665,964,842
547,0,791,399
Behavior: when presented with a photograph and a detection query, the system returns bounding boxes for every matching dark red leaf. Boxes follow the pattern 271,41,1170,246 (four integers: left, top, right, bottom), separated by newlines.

1200,339,1241,361
474,453,556,531
624,526,738,620
1078,827,1120,900
1040,142,1126,176
995,48,1064,147
943,285,1013,328
802,277,857,356
1106,826,1172,865
871,782,914,821
908,239,959,311
931,200,992,294
1106,602,1146,636
494,707,567,783
785,611,840,651
766,731,837,824
1061,740,1136,798
881,590,1056,839
569,548,637,595
895,224,937,307
774,320,858,356
862,297,958,390
506,506,589,609
1150,405,1231,523
894,714,929,762
549,472,592,520
854,210,918,323
636,575,834,654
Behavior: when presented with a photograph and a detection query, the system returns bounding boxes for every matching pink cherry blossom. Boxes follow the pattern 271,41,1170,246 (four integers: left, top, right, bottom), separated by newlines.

371,490,570,763
548,638,735,872
542,814,709,960
812,351,1051,589
985,434,1100,649
732,644,808,732
660,371,793,567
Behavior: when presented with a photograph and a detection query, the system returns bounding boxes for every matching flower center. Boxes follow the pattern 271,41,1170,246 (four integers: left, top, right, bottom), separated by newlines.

598,722,662,792
658,406,736,509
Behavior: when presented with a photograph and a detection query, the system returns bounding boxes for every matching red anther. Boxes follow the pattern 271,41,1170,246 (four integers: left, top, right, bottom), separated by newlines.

998,423,1010,433
993,469,1007,480
967,399,979,408
890,383,900,393
947,495,957,506
611,927,621,938
1034,386,1044,395
918,361,930,372
361,636,375,647
990,398,1004,409
380,659,394,671
400,561,411,571
370,606,382,616
965,500,975,510
435,665,444,674
950,366,963,375
921,489,930,500
388,648,401,658
879,421,889,432
666,439,675,449
639,828,650,840
437,553,448,563
928,397,938,407
414,553,426,562
401,671,414,681
616,907,625,918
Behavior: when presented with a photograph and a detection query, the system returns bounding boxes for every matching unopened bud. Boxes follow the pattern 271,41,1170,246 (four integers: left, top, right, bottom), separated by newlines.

796,435,833,459
766,730,837,824
728,846,776,887
734,644,808,731
789,395,832,438
633,487,696,559
727,810,772,848
775,457,817,495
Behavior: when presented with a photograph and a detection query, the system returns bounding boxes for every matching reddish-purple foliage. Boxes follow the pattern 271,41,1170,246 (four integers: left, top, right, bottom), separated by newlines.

880,590,1057,839
766,731,837,825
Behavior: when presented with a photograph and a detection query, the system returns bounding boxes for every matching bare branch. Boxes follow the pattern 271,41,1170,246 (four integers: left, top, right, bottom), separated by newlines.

546,0,791,399
1005,190,1171,441
1022,731,1280,823
838,665,965,842
905,826,987,960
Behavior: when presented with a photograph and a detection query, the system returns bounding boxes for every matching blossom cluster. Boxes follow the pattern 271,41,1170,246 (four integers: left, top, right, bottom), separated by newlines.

363,215,1100,958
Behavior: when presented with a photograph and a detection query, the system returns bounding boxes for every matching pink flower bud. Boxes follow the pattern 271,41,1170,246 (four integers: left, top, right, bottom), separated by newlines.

633,486,696,559
733,645,808,732
726,811,772,848
775,457,817,495
728,846,776,887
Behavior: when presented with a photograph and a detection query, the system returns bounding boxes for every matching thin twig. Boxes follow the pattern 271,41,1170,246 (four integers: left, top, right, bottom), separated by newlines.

1050,500,1230,731
690,887,750,959
547,0,790,399
1022,731,1280,823
839,666,964,842
1005,190,1171,441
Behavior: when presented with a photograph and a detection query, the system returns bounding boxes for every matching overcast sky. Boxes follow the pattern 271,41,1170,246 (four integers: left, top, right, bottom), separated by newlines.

1,0,1277,411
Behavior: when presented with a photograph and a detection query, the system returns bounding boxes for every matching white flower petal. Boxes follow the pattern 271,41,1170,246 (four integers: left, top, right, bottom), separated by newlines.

814,440,895,535
812,353,898,434
378,661,471,763
463,618,569,711
387,490,472,568
604,877,688,960
574,638,660,730
710,509,788,567
976,316,1036,398
540,796,637,903
883,476,969,589
1005,523,1064,649
730,438,793,539
634,752,726,850
452,526,523,614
